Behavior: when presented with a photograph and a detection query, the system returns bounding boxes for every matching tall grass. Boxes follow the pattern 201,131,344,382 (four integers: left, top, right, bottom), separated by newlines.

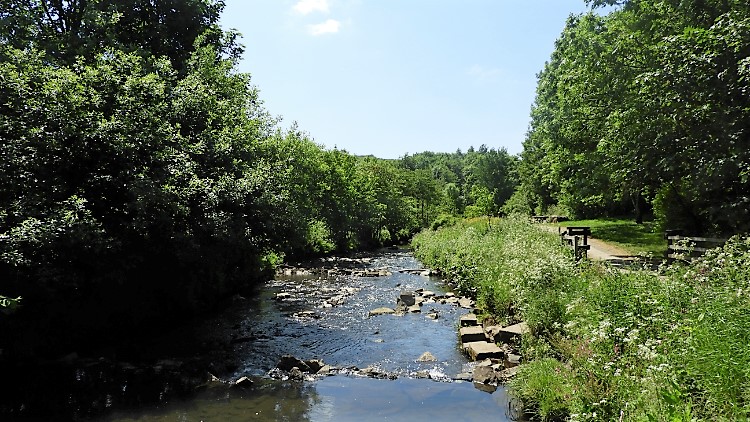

412,217,750,421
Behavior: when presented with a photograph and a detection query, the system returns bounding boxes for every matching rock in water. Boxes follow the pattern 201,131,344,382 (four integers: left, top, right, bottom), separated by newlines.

289,367,304,381
398,291,416,306
234,376,253,388
472,366,500,385
369,307,396,317
417,352,437,362
277,355,310,372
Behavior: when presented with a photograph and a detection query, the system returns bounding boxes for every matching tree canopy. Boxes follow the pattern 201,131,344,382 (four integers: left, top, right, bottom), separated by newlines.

0,1,519,356
517,0,750,235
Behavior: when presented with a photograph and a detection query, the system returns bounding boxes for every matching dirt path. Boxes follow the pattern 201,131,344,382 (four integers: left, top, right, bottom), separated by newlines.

537,224,637,263
586,237,633,261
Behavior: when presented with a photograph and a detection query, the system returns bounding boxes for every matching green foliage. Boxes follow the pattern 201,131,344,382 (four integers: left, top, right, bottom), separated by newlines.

0,295,21,314
413,217,750,420
0,1,438,357
519,1,750,234
430,214,458,231
305,220,336,255
399,146,519,220
512,358,577,421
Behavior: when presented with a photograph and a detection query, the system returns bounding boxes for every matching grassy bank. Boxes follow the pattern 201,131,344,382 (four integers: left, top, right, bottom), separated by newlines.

412,217,750,421
551,218,666,256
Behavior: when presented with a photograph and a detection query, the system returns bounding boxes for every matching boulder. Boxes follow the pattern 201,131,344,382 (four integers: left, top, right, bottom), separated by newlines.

289,367,304,381
426,311,439,320
458,297,475,309
417,352,437,362
305,359,325,373
407,304,421,313
472,365,500,385
234,376,253,388
277,355,310,372
317,365,336,376
497,366,520,382
398,291,416,306
473,382,498,394
454,372,473,381
414,370,431,379
484,325,504,343
369,307,396,317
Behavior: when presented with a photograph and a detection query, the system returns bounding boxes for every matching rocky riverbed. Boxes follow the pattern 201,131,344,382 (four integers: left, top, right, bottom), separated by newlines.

2,248,523,421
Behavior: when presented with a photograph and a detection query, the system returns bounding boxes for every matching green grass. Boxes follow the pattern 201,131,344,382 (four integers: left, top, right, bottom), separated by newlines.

412,217,750,421
550,217,666,256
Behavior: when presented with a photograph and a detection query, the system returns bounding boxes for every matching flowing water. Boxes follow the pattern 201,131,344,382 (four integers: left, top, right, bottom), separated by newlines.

6,249,518,421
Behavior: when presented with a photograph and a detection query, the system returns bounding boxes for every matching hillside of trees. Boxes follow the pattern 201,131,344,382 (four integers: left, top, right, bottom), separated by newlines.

0,0,519,358
515,0,750,235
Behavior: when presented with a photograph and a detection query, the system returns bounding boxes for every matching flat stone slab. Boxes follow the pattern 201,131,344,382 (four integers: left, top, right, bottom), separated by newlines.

459,313,479,327
496,322,529,344
459,326,486,344
369,307,396,317
463,341,504,361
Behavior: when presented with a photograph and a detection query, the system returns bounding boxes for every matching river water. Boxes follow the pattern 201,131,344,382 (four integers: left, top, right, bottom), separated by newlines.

7,249,517,421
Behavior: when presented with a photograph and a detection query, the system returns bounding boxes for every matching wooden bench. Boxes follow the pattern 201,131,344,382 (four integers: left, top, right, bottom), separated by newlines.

666,235,726,262
560,226,591,260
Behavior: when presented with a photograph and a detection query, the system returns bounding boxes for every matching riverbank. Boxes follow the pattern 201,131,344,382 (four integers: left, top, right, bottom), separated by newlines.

412,216,750,420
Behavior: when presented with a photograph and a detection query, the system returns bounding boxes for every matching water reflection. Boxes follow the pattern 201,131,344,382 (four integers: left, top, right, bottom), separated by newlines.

105,377,513,422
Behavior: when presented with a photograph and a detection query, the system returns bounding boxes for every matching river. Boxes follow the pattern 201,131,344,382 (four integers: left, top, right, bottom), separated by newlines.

5,249,518,421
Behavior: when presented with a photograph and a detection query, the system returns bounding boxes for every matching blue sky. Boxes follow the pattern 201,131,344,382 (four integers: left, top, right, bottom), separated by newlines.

220,1,596,159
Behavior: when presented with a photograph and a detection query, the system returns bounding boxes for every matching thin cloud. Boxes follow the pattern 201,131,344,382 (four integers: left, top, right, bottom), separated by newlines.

293,0,329,15
309,19,341,35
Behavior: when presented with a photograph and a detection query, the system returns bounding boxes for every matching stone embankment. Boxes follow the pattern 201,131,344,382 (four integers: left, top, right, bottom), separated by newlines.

457,313,527,387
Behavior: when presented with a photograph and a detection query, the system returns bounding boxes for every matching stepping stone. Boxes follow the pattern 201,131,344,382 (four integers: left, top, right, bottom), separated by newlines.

463,342,504,361
496,322,529,344
459,326,486,344
399,291,416,306
369,307,395,317
460,313,479,327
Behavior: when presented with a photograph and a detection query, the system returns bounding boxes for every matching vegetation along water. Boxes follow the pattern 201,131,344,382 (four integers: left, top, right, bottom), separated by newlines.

2,0,750,420
414,217,750,420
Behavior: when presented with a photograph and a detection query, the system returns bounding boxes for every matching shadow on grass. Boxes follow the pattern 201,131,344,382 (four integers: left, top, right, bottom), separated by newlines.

557,218,666,256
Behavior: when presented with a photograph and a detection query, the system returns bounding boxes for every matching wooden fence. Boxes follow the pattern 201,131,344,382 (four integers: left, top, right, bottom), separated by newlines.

666,233,727,262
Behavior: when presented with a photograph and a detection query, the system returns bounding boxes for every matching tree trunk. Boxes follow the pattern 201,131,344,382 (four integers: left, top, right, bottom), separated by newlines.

633,192,644,224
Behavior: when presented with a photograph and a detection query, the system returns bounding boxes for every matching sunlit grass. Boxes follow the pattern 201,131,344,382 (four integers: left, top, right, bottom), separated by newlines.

549,217,666,256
